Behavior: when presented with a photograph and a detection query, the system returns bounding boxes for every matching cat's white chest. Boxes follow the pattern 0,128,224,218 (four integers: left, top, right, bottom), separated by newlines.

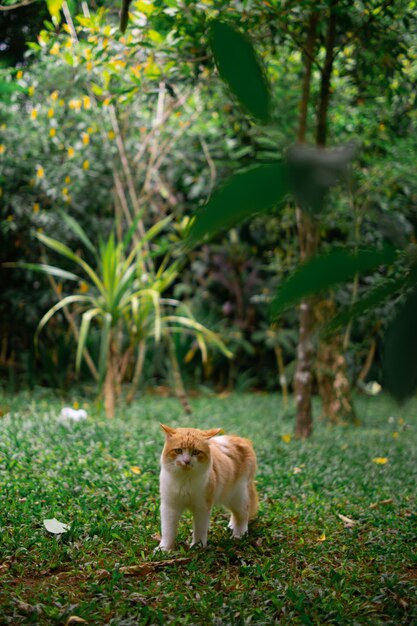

160,466,208,508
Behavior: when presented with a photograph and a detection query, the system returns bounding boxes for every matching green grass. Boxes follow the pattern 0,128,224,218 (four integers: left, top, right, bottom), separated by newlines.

0,388,416,625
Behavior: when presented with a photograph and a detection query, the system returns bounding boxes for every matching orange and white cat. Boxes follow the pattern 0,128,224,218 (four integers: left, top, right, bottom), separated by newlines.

158,424,258,551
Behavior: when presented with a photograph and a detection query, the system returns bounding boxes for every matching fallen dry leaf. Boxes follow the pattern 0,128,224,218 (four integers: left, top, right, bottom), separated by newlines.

370,498,393,509
337,513,357,527
130,466,141,474
372,457,389,464
317,533,326,542
120,557,192,576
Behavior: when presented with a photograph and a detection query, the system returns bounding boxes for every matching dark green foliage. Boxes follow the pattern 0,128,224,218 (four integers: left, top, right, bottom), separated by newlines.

187,161,289,245
209,19,271,123
270,246,397,318
0,390,416,624
383,287,417,403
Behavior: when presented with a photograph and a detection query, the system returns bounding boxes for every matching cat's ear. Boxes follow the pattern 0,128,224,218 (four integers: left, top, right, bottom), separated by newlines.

201,428,224,439
160,423,176,438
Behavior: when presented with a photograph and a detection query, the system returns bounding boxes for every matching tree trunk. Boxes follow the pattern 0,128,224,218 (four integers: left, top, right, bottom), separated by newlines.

294,10,319,439
315,300,356,423
313,0,356,424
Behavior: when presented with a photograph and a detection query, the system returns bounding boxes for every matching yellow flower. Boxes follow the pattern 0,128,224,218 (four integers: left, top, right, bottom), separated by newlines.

62,187,68,195
372,457,389,465
86,61,93,72
69,99,82,111
7,215,13,222
50,42,60,55
83,96,91,109
73,401,79,409
393,432,399,440
47,108,54,118
16,70,23,80
67,147,75,158
281,434,292,444
28,85,35,97
0,145,5,155
107,130,115,140
82,159,89,170
49,128,56,138
103,97,111,106
31,109,38,121
130,466,141,474
318,533,326,542
33,203,40,214
58,99,65,107
79,282,89,293
36,165,44,179
65,176,71,184
50,90,59,100
82,132,90,145
87,126,94,134
37,227,44,233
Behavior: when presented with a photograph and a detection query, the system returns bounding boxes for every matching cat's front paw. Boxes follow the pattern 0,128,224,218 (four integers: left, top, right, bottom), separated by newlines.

155,542,173,552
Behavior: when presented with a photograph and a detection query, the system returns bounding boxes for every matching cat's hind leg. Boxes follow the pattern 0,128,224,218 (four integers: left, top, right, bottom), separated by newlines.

227,479,250,538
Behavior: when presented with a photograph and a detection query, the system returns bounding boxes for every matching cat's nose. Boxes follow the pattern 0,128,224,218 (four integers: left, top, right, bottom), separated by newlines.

183,457,191,465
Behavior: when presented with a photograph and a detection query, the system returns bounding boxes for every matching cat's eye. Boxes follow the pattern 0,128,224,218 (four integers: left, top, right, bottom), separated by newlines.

191,449,201,456
174,448,182,455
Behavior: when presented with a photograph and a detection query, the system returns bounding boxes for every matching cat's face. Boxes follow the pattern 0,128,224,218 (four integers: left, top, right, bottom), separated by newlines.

160,425,222,473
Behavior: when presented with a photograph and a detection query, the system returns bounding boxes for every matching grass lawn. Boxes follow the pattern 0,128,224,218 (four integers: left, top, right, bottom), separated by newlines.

0,388,416,625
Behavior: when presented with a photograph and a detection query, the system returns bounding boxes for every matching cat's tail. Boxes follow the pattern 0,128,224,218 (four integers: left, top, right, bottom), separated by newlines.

248,479,258,520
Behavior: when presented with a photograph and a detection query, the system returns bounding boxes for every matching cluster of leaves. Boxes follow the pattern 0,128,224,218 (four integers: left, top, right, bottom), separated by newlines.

186,13,417,402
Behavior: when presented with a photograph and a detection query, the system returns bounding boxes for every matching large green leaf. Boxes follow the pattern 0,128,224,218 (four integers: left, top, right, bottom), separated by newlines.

209,19,271,123
383,287,417,403
271,246,397,318
187,162,289,245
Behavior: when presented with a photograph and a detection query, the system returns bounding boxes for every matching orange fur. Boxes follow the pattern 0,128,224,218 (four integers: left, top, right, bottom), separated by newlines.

158,425,258,550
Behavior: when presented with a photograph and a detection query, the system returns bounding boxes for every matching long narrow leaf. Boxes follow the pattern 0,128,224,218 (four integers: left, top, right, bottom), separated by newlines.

35,295,92,346
37,232,106,298
76,308,101,372
122,207,145,250
2,262,80,282
163,315,233,359
210,19,271,123
187,161,289,246
270,246,397,319
60,211,97,257
98,313,112,388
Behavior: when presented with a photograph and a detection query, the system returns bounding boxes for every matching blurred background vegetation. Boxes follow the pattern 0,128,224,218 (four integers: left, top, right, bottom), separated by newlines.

1,0,416,427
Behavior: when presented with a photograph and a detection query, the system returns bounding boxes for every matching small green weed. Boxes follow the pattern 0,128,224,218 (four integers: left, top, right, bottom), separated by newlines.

0,389,416,624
